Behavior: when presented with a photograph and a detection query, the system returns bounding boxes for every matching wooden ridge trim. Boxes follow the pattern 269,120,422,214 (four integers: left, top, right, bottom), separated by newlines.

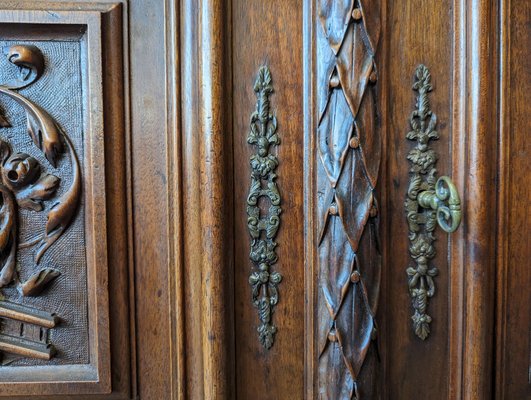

181,0,234,398
461,0,498,398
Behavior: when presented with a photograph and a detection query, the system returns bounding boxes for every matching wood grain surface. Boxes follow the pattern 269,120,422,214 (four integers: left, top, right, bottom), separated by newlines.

0,0,528,399
496,0,531,399
232,1,305,399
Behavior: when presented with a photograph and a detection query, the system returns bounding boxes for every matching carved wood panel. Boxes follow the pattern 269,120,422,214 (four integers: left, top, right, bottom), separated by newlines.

0,3,131,398
0,40,85,367
310,1,382,398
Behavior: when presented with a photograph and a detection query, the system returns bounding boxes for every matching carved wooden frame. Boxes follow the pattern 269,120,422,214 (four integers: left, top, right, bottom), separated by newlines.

0,2,130,397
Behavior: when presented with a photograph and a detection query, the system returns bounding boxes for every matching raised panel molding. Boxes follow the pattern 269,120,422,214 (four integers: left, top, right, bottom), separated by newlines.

0,2,132,398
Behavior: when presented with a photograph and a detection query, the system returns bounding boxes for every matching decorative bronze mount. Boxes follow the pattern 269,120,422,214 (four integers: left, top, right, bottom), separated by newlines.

247,66,282,350
405,64,462,340
0,44,82,360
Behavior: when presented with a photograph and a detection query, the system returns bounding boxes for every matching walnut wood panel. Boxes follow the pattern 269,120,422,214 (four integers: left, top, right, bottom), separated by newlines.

232,1,304,399
0,1,132,398
130,0,183,398
496,0,531,398
180,0,234,399
0,1,524,399
382,1,452,397
380,0,498,399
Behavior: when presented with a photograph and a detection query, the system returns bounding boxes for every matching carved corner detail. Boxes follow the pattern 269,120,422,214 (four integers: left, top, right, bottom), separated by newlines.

247,66,282,350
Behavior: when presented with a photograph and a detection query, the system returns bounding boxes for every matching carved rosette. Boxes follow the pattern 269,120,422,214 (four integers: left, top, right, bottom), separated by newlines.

0,44,81,361
316,1,381,398
247,66,282,349
405,65,439,340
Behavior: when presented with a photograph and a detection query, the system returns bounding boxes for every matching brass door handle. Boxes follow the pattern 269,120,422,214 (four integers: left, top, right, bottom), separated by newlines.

404,65,463,340
417,176,462,233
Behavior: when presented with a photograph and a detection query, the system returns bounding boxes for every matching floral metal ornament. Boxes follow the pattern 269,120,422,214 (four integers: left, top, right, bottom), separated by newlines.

247,66,282,350
0,44,81,300
404,64,440,340
405,64,462,340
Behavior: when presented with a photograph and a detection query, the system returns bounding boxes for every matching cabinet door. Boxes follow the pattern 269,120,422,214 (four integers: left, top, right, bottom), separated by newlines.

0,1,528,399
178,0,528,399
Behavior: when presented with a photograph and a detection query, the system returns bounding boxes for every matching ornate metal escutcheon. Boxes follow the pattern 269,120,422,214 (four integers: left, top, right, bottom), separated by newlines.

247,65,282,350
405,64,462,340
0,44,82,362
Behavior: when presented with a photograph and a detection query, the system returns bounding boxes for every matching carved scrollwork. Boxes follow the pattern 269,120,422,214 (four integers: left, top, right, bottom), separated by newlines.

247,66,282,350
316,1,382,398
0,44,82,361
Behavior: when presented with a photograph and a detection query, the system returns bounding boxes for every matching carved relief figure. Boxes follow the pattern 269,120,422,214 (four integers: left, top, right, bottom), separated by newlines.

0,45,81,362
316,1,381,398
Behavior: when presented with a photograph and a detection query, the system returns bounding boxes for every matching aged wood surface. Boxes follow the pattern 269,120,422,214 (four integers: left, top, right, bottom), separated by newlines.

0,1,133,399
461,2,498,399
382,1,452,398
307,0,383,398
181,0,234,399
0,0,527,399
496,0,531,398
233,1,305,399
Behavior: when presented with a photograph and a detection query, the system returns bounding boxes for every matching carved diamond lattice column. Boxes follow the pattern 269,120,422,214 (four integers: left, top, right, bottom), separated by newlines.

315,1,382,398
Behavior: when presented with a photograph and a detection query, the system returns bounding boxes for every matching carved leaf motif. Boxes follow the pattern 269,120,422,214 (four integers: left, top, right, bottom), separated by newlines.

2,45,44,90
358,0,381,53
15,174,60,211
335,278,374,380
316,173,335,245
335,147,373,252
21,268,60,297
0,88,63,168
319,341,357,399
319,217,355,319
336,22,374,119
317,289,334,357
356,219,381,314
355,89,380,187
0,185,16,287
318,0,355,54
318,89,354,186
35,136,81,264
316,25,338,122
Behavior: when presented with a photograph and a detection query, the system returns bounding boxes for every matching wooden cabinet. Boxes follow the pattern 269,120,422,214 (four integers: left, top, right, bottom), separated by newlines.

0,1,528,399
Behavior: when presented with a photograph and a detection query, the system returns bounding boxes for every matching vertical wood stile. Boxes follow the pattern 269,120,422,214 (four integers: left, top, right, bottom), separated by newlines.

449,0,466,398
166,0,184,397
181,0,234,398
462,0,498,398
303,0,315,397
